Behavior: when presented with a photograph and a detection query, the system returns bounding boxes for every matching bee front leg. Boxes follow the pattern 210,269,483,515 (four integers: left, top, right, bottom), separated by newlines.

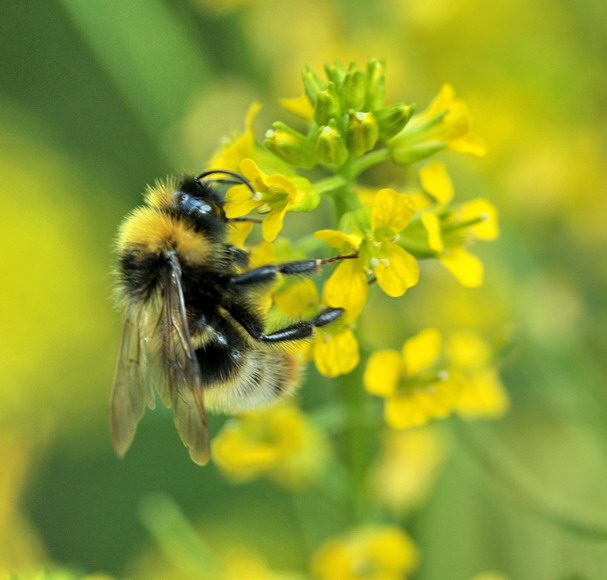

229,253,357,289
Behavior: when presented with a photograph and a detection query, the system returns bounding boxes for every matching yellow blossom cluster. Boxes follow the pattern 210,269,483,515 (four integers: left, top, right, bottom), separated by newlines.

364,329,508,430
203,59,507,577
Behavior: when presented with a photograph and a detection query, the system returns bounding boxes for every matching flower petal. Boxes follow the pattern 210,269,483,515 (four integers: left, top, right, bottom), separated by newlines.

385,395,430,429
315,229,363,250
364,350,403,397
419,161,453,204
314,327,359,377
224,184,260,218
374,243,420,297
421,213,444,253
372,188,417,233
459,198,499,240
323,258,368,317
261,206,287,241
440,248,484,287
279,94,314,120
402,328,442,375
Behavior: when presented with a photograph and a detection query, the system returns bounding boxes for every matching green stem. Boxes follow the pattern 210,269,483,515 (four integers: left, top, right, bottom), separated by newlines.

442,215,488,233
315,174,348,195
349,147,392,177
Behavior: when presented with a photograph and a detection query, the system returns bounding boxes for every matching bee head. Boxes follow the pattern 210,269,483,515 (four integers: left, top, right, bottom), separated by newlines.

176,177,225,217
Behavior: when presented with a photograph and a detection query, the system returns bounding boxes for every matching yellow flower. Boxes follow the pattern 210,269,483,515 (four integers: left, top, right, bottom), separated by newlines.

225,158,319,242
212,404,330,489
421,196,499,288
446,332,509,418
316,188,420,316
313,323,360,378
364,329,461,429
389,84,486,164
368,427,448,515
311,526,418,580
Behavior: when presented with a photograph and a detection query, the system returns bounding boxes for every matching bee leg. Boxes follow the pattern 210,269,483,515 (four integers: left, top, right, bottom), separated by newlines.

226,302,344,343
229,254,357,289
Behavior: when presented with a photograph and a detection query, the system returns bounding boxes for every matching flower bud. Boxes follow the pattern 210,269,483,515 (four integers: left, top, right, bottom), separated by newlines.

341,65,366,111
289,177,321,212
264,122,317,169
347,111,379,158
323,60,347,87
302,65,326,104
314,87,340,125
375,103,416,141
365,58,386,111
315,124,349,166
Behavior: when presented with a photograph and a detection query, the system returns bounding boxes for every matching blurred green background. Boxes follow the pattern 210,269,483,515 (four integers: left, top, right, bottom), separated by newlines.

2,0,607,578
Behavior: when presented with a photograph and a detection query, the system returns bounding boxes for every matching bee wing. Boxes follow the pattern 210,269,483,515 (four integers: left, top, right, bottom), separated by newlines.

110,305,156,458
159,252,210,466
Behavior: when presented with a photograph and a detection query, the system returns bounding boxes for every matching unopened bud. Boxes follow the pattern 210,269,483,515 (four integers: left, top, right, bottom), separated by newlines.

364,58,386,111
314,87,340,125
315,124,349,166
302,65,326,104
375,103,416,141
347,111,379,158
341,64,366,111
264,122,317,169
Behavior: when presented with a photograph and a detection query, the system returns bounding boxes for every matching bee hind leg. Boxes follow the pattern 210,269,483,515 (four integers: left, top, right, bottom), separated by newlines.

226,301,344,343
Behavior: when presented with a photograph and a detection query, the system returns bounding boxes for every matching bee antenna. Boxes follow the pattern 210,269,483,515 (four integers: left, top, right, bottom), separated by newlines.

195,170,256,196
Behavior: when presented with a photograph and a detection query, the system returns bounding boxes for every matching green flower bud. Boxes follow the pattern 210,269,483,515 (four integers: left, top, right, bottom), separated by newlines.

341,64,366,111
323,60,347,88
365,58,386,111
314,87,340,125
264,122,317,169
375,103,416,141
315,124,349,166
347,111,379,158
289,178,321,212
302,65,326,104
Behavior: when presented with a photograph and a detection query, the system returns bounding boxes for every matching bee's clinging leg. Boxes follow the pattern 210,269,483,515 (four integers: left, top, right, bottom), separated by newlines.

225,301,344,344
229,253,358,289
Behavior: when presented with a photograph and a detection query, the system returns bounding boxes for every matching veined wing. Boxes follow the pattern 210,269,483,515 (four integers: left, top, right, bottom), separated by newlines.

110,304,156,458
159,252,209,466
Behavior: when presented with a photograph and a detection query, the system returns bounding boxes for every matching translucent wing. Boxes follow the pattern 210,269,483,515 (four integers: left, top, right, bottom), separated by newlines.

110,305,156,458
158,252,210,465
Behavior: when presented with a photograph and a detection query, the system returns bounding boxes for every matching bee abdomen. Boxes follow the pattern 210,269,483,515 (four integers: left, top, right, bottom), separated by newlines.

202,349,303,413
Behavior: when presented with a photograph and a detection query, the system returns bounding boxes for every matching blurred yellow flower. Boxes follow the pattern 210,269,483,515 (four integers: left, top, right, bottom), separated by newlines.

221,548,307,580
225,158,319,241
421,197,499,287
212,404,330,489
311,526,418,580
316,188,419,316
446,332,509,418
470,573,510,580
364,329,460,429
389,84,486,164
368,427,448,515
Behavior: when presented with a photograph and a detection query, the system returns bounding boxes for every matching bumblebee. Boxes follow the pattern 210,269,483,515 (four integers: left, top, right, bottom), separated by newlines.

111,170,350,465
